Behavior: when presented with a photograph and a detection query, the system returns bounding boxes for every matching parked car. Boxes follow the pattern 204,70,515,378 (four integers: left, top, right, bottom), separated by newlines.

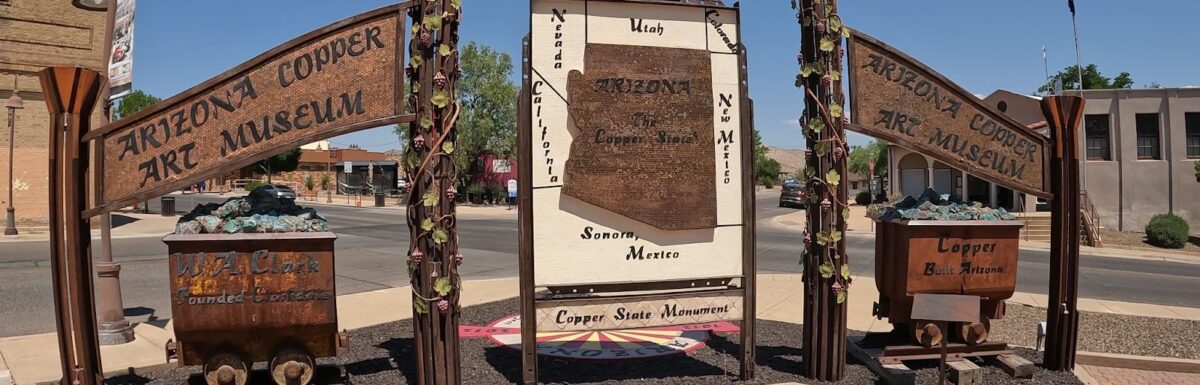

779,180,805,208
261,184,297,200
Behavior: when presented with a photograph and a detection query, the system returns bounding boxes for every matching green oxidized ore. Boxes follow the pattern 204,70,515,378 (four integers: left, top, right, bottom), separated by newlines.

173,186,329,234
866,188,1018,221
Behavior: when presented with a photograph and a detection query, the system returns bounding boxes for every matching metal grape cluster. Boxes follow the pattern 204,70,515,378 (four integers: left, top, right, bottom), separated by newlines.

405,0,463,315
793,0,853,303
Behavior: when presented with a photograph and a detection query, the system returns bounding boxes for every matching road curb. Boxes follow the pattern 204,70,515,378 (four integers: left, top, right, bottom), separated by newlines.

1019,242,1200,266
1076,351,1200,374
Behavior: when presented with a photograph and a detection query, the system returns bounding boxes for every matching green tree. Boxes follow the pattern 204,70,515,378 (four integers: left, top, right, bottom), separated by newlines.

848,140,888,176
255,148,302,184
1194,161,1199,183
848,140,888,198
112,90,160,120
1038,64,1133,94
752,130,779,186
399,42,517,184
454,42,518,184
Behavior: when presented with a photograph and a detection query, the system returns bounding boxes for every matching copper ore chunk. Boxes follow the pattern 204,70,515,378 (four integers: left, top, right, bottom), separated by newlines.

562,44,717,231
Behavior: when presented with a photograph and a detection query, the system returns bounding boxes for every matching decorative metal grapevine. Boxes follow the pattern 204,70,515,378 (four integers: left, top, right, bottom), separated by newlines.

405,0,463,315
793,0,853,303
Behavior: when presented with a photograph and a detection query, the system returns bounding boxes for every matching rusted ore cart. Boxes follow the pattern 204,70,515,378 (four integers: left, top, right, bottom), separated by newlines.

873,218,1022,347
855,210,1038,384
163,230,346,385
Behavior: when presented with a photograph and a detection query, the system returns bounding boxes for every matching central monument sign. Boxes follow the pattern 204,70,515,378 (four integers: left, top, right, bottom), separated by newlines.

521,1,755,383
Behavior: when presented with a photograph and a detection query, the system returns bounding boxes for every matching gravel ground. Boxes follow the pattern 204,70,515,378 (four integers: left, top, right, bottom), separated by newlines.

1098,228,1200,253
991,303,1200,360
105,298,1081,385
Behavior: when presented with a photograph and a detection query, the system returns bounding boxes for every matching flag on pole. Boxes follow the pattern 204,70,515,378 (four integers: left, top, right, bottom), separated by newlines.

1068,0,1076,15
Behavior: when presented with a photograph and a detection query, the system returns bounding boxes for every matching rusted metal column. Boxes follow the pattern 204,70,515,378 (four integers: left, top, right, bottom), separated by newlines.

517,34,537,385
798,0,849,380
1041,95,1084,370
95,0,134,346
404,1,463,384
40,66,106,385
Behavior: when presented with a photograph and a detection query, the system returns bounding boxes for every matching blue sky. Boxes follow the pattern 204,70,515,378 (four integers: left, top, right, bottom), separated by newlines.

129,1,1200,151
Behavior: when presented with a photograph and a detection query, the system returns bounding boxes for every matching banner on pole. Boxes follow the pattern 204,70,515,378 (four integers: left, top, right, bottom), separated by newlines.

108,0,136,100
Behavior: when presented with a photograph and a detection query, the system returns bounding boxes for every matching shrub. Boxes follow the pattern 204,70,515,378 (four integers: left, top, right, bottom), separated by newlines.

855,190,872,205
760,177,776,189
245,180,266,192
1145,213,1189,249
304,174,316,191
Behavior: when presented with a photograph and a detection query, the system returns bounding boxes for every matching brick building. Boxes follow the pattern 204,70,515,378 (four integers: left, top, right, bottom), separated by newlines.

1,1,107,229
269,147,399,195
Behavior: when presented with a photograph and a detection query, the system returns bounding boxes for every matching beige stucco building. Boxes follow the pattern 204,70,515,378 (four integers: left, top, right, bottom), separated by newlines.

1076,87,1200,231
886,88,1200,232
1,1,107,229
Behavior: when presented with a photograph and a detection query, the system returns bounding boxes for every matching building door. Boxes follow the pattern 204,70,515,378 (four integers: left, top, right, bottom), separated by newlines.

933,169,953,196
901,169,926,199
898,153,928,199
967,175,991,206
997,186,1014,211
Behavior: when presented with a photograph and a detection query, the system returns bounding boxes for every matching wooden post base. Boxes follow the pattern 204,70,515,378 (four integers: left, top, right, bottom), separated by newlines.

849,334,1034,385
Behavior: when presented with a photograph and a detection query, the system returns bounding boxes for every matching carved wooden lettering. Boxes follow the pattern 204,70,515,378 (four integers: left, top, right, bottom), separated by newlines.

535,290,743,332
93,10,404,213
564,44,716,230
847,30,1050,197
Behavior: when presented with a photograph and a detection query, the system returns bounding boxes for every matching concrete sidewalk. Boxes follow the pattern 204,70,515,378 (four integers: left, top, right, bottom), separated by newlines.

769,205,876,234
4,273,1197,384
0,212,178,243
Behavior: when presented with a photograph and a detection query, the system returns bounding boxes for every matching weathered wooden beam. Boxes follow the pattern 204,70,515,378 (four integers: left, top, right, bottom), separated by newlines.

948,359,983,385
989,353,1035,379
848,337,914,385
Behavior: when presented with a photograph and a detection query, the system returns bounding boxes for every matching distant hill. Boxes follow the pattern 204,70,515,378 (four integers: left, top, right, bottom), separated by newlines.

766,146,806,178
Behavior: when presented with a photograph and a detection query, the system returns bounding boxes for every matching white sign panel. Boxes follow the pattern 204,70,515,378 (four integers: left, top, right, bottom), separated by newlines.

108,0,135,99
529,0,745,286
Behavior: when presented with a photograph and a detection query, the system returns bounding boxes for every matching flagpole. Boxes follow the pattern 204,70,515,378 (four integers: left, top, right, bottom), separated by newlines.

1042,45,1050,92
1068,0,1088,192
1070,2,1083,91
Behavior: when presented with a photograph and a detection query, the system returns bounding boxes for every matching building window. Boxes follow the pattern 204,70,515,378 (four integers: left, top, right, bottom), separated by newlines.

1135,113,1161,160
1084,114,1111,161
1187,112,1200,159
851,181,859,190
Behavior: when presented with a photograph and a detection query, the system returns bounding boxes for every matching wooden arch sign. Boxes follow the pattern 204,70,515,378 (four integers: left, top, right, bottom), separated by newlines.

42,4,449,385
845,28,1051,198
82,4,417,217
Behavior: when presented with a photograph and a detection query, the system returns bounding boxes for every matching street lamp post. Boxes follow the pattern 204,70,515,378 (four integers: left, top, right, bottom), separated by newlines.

5,77,23,236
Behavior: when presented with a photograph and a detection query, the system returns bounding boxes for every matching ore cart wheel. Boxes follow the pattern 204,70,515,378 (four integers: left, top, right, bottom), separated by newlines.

270,346,316,385
203,352,249,385
911,320,943,348
953,318,991,345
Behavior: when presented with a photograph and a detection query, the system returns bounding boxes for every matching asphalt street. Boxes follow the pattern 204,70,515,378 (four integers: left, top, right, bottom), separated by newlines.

0,192,1197,337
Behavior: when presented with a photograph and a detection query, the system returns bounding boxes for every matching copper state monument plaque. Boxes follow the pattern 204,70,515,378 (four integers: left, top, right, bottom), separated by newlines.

564,44,716,231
